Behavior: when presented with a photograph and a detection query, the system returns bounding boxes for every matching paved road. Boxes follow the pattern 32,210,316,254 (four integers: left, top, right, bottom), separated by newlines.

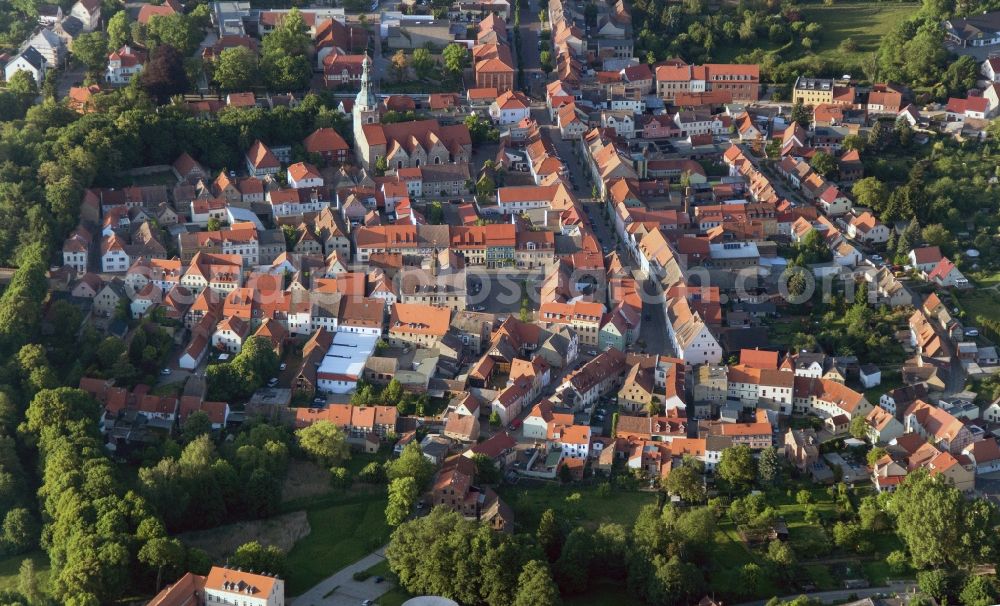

734,581,918,606
291,547,390,606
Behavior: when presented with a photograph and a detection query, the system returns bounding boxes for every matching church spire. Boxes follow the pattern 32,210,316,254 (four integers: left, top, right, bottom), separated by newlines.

355,52,377,111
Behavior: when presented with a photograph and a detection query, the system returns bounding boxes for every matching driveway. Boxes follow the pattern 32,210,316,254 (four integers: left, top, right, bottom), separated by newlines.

55,64,86,100
291,547,391,606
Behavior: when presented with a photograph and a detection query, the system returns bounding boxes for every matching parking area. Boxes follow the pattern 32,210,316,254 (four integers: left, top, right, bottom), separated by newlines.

466,270,544,314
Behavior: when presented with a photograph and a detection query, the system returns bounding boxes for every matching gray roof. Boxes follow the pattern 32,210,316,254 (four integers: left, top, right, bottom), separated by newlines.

14,46,45,71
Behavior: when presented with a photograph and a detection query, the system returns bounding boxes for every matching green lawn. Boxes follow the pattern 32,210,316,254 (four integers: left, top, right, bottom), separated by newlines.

0,551,49,594
864,370,902,411
496,483,658,532
284,493,391,596
378,588,411,606
800,2,920,68
957,289,1000,325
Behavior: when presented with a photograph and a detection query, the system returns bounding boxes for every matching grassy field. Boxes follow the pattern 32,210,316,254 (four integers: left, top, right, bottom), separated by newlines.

800,2,920,68
284,492,391,596
958,288,1000,325
0,551,48,594
497,483,659,533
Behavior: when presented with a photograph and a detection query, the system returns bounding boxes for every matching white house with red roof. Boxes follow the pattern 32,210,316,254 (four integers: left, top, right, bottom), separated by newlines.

287,162,324,189
924,256,970,288
846,211,889,244
204,567,284,606
489,90,531,125
946,95,990,120
212,315,250,353
818,185,851,216
106,45,145,85
908,246,943,273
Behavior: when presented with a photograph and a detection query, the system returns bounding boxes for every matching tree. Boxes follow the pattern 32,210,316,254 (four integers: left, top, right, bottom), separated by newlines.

386,476,419,526
295,421,350,467
537,509,564,562
540,50,553,74
141,44,189,104
107,11,131,50
809,151,837,179
473,453,501,485
387,442,434,487
147,14,200,55
849,414,869,440
1,508,35,554
443,43,468,77
359,461,386,484
514,560,561,606
942,54,978,98
886,550,909,574
214,46,258,91
921,223,954,252
262,8,310,57
859,495,890,532
477,174,496,200
917,569,951,602
852,177,889,213
796,489,812,505
555,528,594,593
757,447,781,486
72,31,111,71
960,574,996,606
181,411,212,443
382,378,404,406
17,558,41,605
664,456,705,502
717,444,755,489
138,537,185,591
790,99,810,127
465,114,499,144
867,446,888,467
330,467,351,489
263,53,312,91
412,48,433,80
832,521,865,552
489,410,501,426
767,539,795,568
6,71,37,97
391,50,409,82
230,541,287,578
888,471,993,569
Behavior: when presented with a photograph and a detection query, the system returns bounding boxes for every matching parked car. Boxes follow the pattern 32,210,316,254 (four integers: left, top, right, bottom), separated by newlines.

160,368,171,376
279,362,287,371
965,328,980,337
267,377,278,386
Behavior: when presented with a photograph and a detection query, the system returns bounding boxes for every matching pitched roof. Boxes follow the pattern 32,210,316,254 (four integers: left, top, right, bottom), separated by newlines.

390,303,451,336
304,127,349,154
246,140,280,170
204,567,278,597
